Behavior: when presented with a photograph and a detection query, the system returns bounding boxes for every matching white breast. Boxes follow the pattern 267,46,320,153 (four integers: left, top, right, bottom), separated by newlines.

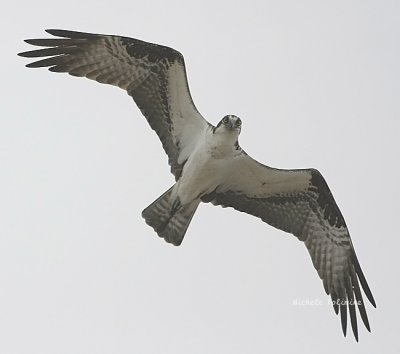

173,128,240,205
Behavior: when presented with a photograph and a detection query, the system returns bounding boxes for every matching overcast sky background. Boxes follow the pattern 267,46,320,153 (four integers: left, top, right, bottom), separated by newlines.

2,0,399,353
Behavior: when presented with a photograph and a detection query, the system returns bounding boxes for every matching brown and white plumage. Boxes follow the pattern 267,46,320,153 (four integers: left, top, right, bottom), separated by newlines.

19,29,375,341
19,29,208,179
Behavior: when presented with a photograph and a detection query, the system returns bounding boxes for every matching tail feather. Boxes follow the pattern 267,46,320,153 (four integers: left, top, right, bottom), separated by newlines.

142,186,199,246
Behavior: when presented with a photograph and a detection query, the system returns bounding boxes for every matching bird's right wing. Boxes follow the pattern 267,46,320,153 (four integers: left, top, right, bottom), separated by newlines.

18,29,211,179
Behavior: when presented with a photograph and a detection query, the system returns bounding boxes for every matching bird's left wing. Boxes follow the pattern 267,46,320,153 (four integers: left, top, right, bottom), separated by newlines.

18,29,210,179
202,152,376,341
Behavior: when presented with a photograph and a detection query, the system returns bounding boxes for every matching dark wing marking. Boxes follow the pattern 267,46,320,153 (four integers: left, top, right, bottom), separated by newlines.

202,153,376,341
18,29,210,179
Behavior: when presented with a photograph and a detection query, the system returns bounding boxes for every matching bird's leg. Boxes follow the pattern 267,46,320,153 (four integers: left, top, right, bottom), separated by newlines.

171,198,182,213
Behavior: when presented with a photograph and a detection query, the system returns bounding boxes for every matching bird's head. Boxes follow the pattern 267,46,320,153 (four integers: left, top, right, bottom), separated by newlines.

214,115,242,135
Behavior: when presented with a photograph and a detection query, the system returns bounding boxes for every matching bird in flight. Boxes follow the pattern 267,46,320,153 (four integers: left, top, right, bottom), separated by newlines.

19,29,375,341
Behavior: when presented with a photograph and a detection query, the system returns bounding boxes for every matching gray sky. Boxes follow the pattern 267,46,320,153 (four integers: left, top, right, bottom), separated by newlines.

2,0,399,353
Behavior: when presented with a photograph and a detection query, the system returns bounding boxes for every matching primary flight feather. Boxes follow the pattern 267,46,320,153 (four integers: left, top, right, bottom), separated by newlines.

18,29,376,341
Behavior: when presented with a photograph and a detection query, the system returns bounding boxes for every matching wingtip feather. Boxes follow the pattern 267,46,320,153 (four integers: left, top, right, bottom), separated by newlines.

352,251,376,307
340,302,347,337
45,29,65,36
45,29,98,39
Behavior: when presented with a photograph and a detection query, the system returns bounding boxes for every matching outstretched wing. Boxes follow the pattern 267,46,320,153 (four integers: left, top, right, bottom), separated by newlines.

202,152,376,341
18,29,210,179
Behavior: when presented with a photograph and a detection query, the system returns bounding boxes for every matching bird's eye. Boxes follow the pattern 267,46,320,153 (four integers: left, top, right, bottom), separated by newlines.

236,118,242,126
222,116,229,124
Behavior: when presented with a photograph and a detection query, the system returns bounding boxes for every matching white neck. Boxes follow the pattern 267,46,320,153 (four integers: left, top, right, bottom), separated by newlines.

208,128,240,158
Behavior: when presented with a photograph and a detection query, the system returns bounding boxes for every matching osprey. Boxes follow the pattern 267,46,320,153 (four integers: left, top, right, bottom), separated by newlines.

19,29,375,341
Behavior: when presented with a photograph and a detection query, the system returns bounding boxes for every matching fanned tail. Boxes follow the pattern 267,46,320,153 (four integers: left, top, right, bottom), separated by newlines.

142,186,199,246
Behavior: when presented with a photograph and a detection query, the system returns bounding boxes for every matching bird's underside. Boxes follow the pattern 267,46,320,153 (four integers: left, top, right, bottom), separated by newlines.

18,29,376,341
